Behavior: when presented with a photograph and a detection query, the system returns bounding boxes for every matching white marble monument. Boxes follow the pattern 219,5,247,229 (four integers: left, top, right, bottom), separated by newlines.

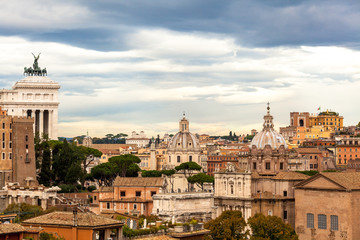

0,55,60,139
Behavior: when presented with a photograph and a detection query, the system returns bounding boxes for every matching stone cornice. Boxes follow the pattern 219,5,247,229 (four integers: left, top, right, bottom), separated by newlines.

0,102,59,106
13,84,60,90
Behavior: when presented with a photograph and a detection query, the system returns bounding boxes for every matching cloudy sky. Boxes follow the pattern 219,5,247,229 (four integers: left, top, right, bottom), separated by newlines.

0,0,360,138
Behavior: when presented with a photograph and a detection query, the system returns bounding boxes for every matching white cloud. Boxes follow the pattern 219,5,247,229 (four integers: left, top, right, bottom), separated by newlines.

1,32,360,137
0,0,93,30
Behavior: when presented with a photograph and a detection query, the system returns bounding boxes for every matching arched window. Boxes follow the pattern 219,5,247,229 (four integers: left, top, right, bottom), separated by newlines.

299,119,304,127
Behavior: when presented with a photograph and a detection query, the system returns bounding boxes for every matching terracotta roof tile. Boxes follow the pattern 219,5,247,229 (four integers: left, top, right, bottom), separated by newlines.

22,211,123,228
320,172,360,190
272,171,310,180
251,171,310,180
136,235,176,240
99,186,113,192
296,147,322,154
0,224,25,234
113,177,164,187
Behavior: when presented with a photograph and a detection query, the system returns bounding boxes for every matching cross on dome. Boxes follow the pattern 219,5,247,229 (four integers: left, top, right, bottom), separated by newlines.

263,102,274,130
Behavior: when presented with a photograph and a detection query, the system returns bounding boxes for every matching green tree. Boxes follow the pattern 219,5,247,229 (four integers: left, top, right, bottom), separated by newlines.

77,146,102,185
90,162,116,186
142,170,163,177
248,213,298,240
38,141,53,186
4,203,56,222
187,173,214,191
40,232,65,240
204,210,249,240
109,154,141,177
175,162,202,191
175,162,202,178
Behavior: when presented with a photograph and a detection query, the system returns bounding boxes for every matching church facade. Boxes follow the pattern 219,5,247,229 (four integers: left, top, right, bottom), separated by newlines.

165,115,201,169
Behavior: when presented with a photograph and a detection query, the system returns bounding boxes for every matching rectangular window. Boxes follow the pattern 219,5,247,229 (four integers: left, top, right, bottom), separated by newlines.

2,152,5,160
253,162,256,170
318,214,327,229
107,202,110,209
310,164,313,169
307,213,314,228
136,191,141,197
120,191,126,197
280,162,284,170
133,204,137,209
283,210,288,220
266,162,270,170
268,210,273,216
151,191,156,196
2,123,4,129
283,191,287,197
331,215,338,231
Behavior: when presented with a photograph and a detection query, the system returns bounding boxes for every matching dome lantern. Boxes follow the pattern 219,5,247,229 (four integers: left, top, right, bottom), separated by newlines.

251,103,287,150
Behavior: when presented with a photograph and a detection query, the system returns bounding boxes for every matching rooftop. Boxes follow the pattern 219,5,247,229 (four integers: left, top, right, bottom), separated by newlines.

0,224,26,235
22,211,123,229
113,176,164,187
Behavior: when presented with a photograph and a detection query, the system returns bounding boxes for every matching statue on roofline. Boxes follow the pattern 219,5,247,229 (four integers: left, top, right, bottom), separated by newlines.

24,53,47,76
32,53,41,70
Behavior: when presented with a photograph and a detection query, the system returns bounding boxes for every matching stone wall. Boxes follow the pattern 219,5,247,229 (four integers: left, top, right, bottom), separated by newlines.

152,192,213,223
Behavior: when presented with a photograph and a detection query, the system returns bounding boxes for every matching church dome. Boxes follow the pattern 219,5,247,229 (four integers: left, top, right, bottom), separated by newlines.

251,104,287,150
168,115,200,152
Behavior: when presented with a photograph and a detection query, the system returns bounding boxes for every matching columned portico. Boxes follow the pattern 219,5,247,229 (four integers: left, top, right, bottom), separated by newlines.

0,55,60,140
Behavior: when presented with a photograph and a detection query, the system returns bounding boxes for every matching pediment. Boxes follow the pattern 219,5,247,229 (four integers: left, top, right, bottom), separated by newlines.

299,176,346,190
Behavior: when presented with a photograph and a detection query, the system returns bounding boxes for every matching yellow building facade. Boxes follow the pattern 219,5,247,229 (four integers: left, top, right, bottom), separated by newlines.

309,110,343,131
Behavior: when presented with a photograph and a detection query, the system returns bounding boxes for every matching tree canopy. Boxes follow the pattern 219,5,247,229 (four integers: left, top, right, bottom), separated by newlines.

89,154,142,186
204,210,249,240
175,162,202,177
248,213,298,240
36,138,105,187
142,169,176,178
187,173,214,190
109,154,141,177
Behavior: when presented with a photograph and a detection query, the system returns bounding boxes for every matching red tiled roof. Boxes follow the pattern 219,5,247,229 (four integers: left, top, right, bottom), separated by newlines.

113,177,164,187
22,211,123,228
0,224,25,234
296,147,322,154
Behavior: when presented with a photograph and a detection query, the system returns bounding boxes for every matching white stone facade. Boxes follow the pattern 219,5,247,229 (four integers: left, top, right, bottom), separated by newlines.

0,183,59,211
126,131,149,147
152,192,214,223
213,163,252,221
0,76,60,139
